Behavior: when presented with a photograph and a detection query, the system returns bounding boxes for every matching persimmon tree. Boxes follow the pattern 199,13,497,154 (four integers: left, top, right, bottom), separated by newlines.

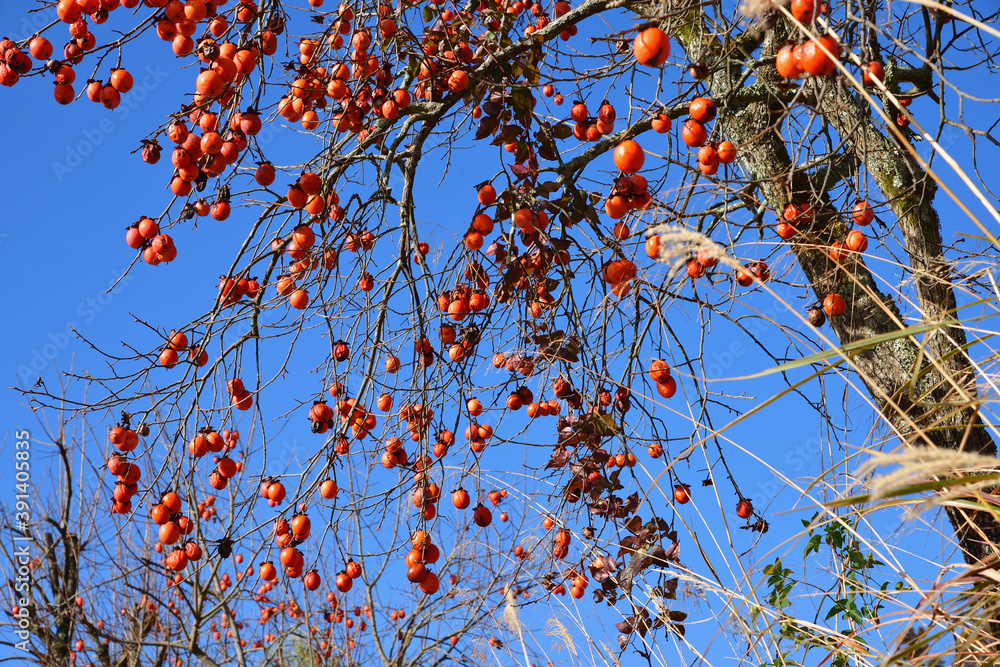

3,383,528,666
4,0,1000,665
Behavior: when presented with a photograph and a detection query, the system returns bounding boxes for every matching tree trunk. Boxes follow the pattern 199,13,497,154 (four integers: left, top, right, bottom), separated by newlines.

674,16,1000,659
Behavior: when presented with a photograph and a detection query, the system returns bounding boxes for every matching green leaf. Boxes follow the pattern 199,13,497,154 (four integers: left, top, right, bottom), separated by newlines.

511,88,534,114
536,181,560,195
522,61,541,85
552,123,573,140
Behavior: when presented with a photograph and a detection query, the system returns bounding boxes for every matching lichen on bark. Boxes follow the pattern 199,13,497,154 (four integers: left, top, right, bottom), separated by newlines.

666,11,1000,572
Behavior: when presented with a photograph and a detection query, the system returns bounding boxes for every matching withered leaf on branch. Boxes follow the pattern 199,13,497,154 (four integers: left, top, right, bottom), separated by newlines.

510,163,533,180
481,99,502,117
589,555,618,583
622,492,640,515
475,116,499,141
545,445,571,469
500,263,524,290
483,241,505,259
616,541,679,594
651,578,678,600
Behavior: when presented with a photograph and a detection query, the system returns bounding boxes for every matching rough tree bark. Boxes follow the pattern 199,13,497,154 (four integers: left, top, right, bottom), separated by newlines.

673,9,1000,657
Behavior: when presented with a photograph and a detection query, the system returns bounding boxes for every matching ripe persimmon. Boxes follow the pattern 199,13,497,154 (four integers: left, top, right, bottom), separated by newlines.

673,484,691,504
689,97,716,123
651,113,672,133
452,488,471,509
686,258,706,278
736,499,754,519
289,289,309,309
473,504,492,527
110,69,133,93
602,259,637,284
645,235,660,258
735,267,753,287
195,69,225,98
57,0,82,23
419,571,440,594
150,504,171,525
799,35,840,77
159,521,181,545
846,229,868,253
829,239,849,263
863,61,885,86
268,482,286,502
852,200,873,226
698,145,718,167
776,44,802,79
681,120,707,147
613,140,645,173
28,36,52,60
823,293,846,316
649,359,671,383
656,376,677,398
776,222,796,240
54,83,75,105
159,348,179,367
790,0,816,22
633,27,670,67
784,202,813,224
447,70,469,92
717,141,737,164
